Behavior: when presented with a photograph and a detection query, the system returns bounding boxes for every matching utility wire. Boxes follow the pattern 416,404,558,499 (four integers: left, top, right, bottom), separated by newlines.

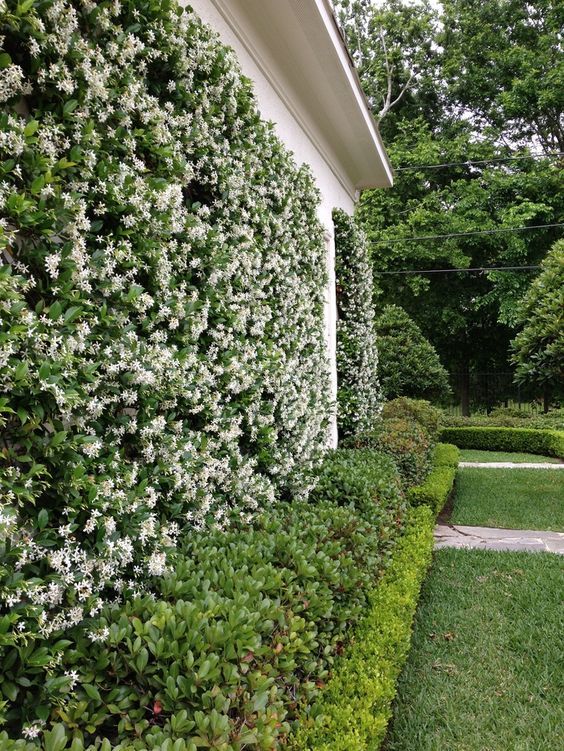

375,265,541,276
394,151,564,171
369,222,564,245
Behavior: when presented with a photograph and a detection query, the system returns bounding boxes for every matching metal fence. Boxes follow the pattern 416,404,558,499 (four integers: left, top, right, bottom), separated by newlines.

444,372,551,416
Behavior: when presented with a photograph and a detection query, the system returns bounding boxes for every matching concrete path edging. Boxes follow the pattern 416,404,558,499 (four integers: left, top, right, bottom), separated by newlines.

434,524,564,554
459,461,564,469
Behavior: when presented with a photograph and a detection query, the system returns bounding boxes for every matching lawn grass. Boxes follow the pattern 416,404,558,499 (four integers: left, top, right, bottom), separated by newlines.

451,468,564,531
459,449,562,464
384,549,564,751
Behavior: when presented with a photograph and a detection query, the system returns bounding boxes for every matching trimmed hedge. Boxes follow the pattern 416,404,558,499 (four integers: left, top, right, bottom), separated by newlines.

440,426,564,458
407,443,458,514
290,505,435,751
432,442,460,468
442,412,564,431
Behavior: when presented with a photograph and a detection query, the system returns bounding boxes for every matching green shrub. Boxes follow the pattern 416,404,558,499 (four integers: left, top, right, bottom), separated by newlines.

1,481,406,747
433,442,460,468
440,426,564,458
382,398,443,440
408,466,456,513
511,239,564,398
374,305,451,402
290,505,435,751
442,411,564,431
343,418,433,488
310,448,405,516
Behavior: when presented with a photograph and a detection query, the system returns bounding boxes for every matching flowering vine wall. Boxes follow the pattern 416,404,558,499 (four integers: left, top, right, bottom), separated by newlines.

0,0,332,637
333,209,380,437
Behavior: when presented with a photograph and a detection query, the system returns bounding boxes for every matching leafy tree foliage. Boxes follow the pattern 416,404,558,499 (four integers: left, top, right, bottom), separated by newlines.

511,240,564,397
335,0,564,408
375,305,451,401
442,0,564,153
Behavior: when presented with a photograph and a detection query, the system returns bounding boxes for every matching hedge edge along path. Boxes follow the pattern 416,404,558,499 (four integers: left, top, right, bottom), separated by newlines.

290,505,436,751
440,427,564,459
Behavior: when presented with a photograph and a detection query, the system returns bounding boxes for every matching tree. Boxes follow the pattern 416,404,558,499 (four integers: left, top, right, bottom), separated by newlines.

334,0,441,141
441,0,564,153
375,305,451,401
335,0,564,412
511,240,564,407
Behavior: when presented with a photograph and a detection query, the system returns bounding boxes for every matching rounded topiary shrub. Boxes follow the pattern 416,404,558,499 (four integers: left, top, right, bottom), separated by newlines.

0,0,331,644
382,397,443,440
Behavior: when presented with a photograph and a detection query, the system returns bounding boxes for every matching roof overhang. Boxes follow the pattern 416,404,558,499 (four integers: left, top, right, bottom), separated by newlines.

202,0,394,193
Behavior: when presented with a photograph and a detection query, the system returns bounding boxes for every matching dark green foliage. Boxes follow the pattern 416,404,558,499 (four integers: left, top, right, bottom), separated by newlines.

440,426,564,458
290,505,435,751
310,449,405,517
342,418,433,488
442,0,564,152
1,467,406,748
337,1,564,385
382,398,443,440
511,240,564,396
375,306,451,402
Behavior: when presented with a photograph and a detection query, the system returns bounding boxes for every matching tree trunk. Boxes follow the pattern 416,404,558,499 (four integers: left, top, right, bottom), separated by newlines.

460,363,470,417
543,386,550,414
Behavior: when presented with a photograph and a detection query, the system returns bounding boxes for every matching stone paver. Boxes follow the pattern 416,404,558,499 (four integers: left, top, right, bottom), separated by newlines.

434,524,564,554
459,461,564,469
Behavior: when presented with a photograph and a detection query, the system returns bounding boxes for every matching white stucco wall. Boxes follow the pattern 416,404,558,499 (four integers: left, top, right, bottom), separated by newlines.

186,0,358,447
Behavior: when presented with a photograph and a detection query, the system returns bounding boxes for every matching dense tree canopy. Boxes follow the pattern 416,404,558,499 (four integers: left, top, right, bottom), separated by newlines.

511,240,564,398
335,0,564,408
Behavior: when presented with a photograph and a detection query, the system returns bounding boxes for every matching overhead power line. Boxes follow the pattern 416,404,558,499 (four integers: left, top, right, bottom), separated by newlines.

370,222,564,246
394,151,564,171
375,265,541,276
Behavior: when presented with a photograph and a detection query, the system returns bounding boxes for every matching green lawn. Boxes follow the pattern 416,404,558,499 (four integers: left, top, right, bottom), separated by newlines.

384,549,564,751
459,449,562,464
451,468,564,531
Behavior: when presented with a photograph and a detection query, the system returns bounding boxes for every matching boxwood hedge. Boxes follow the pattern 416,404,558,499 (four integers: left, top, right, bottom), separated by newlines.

290,505,435,751
440,426,564,458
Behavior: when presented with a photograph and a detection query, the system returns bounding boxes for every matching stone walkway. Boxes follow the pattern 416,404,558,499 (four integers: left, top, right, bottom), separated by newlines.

459,461,564,469
434,524,564,554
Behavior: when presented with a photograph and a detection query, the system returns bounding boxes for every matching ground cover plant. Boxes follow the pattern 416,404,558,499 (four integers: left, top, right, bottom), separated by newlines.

384,548,564,751
451,468,564,531
0,0,332,653
459,449,561,463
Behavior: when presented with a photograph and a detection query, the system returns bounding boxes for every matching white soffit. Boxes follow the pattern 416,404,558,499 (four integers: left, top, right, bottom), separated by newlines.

206,0,394,192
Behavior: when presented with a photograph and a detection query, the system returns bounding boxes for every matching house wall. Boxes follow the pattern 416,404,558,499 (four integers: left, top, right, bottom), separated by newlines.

186,0,359,447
